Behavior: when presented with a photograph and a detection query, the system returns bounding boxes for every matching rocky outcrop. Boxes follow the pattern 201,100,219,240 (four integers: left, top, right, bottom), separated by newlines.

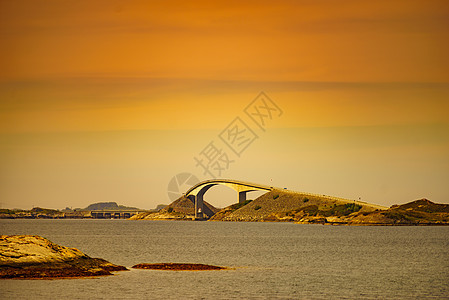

209,200,253,221
210,190,383,222
132,263,226,271
85,202,140,211
0,235,127,279
131,196,220,220
210,191,449,225
342,199,449,225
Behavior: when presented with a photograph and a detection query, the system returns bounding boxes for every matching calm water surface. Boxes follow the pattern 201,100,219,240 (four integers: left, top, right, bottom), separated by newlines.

1,219,448,299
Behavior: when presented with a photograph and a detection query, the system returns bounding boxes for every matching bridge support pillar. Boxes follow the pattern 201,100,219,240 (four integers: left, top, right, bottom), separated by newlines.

188,195,204,219
187,195,195,203
239,191,247,204
195,193,204,219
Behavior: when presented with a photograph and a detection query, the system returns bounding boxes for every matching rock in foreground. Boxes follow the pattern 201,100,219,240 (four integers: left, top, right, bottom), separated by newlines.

0,235,127,279
132,263,226,271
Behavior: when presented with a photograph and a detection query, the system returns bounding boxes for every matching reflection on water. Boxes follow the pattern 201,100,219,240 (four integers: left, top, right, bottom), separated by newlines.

1,219,448,299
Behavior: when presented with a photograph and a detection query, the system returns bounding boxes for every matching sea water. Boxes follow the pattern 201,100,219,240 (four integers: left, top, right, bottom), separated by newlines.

1,219,448,299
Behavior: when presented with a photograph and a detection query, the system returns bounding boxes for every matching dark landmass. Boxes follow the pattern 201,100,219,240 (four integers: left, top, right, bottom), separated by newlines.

85,202,139,211
0,202,148,219
130,196,219,220
155,204,168,211
132,263,226,271
0,235,127,279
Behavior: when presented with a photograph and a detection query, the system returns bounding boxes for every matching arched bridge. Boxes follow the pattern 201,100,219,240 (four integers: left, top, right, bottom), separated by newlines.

184,179,273,219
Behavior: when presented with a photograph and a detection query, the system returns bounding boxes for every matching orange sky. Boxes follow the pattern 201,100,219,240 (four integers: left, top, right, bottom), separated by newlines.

1,0,448,83
0,0,448,209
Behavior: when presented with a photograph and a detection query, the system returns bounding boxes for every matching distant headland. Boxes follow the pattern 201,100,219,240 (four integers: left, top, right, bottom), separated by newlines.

0,202,150,219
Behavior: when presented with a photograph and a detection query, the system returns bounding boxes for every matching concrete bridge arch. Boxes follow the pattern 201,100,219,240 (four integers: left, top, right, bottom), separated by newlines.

184,179,273,219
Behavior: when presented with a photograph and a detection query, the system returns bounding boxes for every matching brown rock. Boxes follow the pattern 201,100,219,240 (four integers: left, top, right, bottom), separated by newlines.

132,263,226,271
0,235,127,279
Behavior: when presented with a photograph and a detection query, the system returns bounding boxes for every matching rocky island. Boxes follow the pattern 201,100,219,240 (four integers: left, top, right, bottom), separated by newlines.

132,263,226,271
132,189,449,225
0,235,127,279
210,191,449,225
